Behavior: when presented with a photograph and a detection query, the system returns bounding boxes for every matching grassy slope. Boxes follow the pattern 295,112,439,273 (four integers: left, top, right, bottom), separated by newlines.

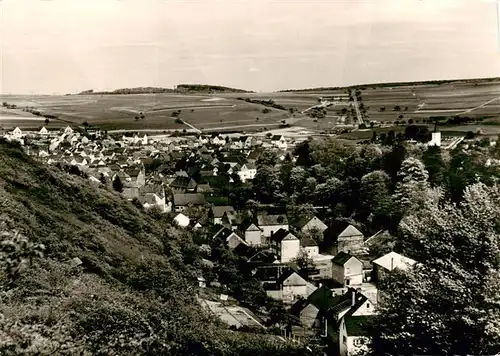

0,140,307,355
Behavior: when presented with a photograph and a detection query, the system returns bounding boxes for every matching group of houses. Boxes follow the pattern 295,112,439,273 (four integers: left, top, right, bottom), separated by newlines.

3,126,300,217
203,211,417,356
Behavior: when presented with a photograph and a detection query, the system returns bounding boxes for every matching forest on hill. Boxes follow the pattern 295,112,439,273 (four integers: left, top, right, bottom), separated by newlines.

77,84,251,95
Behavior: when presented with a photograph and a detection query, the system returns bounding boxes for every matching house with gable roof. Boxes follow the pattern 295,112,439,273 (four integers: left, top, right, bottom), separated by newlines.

269,228,300,263
339,295,375,356
244,223,263,246
372,251,417,282
265,269,317,304
237,162,257,182
322,222,365,256
332,252,364,287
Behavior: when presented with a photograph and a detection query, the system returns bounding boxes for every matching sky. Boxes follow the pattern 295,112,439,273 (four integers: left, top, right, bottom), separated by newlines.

1,0,499,94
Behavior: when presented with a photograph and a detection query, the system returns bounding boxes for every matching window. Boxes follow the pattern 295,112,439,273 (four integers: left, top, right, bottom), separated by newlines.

353,338,365,347
366,303,370,308
343,336,347,344
345,279,350,286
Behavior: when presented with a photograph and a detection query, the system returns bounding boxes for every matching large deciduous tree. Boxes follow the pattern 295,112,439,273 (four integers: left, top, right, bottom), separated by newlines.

371,183,500,356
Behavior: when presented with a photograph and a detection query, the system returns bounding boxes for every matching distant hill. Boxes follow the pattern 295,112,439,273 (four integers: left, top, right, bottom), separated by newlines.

0,139,307,355
279,77,500,92
78,84,252,95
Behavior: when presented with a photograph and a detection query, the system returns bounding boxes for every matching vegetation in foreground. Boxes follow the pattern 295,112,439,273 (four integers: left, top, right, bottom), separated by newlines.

0,139,314,355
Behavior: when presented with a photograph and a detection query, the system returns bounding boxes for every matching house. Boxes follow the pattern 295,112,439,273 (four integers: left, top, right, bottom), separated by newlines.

265,270,317,304
257,214,289,238
372,252,416,282
64,126,74,135
11,127,23,139
322,222,365,256
291,285,351,331
211,206,236,225
225,231,249,250
269,229,300,263
339,308,375,356
271,135,287,150
173,213,190,228
139,184,169,213
244,223,263,246
332,252,364,287
237,162,257,182
296,216,328,235
172,193,206,212
170,176,197,194
39,127,49,135
300,237,319,258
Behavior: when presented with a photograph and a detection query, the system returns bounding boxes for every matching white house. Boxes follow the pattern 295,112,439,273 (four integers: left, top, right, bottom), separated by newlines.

270,229,300,263
173,213,190,228
372,252,417,281
11,127,23,139
332,252,364,287
266,270,317,304
245,223,263,246
339,314,374,356
427,131,441,147
237,163,257,182
271,135,288,150
39,127,49,135
64,126,74,135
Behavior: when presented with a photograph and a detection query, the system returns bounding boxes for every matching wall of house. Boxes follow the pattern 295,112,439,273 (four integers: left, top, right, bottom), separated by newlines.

280,239,300,263
337,235,364,255
347,337,370,356
282,284,308,302
339,319,348,356
302,246,319,258
245,230,262,246
332,264,346,285
214,217,223,225
344,258,364,286
261,224,289,238
226,234,243,249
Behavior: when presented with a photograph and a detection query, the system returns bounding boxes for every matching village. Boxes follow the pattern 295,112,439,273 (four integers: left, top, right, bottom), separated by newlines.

1,124,434,355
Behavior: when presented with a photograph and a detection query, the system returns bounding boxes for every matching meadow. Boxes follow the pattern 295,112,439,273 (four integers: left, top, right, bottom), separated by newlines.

1,79,499,134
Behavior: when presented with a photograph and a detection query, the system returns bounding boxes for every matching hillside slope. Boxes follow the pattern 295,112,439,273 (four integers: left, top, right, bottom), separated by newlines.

0,140,307,355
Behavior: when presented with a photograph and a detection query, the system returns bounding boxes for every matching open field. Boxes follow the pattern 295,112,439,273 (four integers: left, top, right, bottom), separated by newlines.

2,79,500,133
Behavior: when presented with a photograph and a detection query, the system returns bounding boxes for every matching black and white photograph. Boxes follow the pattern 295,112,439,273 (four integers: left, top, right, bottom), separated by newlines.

1,0,500,355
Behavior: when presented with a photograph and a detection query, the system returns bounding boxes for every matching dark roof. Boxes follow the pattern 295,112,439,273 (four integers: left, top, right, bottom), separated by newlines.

300,236,318,247
211,205,235,218
332,251,355,266
171,176,195,189
247,249,279,264
173,193,206,206
345,316,375,337
257,214,288,226
307,285,336,311
269,228,297,243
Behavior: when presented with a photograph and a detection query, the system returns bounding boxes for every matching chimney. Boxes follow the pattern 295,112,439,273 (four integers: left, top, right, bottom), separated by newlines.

318,282,323,288
351,289,356,306
391,257,394,271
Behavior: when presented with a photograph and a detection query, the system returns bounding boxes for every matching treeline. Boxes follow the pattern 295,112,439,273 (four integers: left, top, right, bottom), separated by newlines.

176,84,251,93
279,77,500,92
236,98,287,111
77,85,252,95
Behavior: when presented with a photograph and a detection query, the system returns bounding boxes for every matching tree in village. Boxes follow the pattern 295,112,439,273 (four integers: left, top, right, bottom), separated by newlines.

360,170,393,229
371,182,500,356
392,157,435,217
422,145,446,187
99,173,107,185
112,175,124,193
